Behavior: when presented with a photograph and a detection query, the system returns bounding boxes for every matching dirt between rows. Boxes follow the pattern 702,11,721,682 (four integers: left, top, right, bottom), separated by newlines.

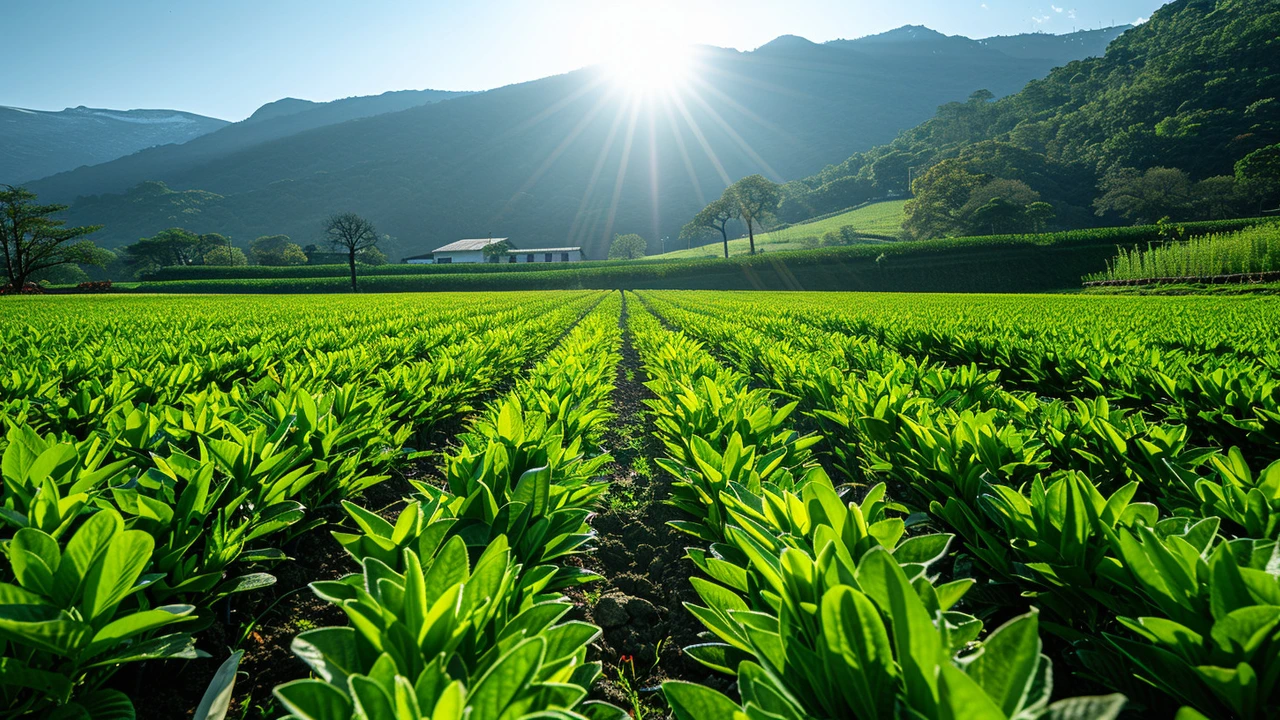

566,292,731,717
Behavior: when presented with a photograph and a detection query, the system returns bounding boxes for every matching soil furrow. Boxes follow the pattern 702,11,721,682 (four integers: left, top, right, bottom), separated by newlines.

572,291,731,718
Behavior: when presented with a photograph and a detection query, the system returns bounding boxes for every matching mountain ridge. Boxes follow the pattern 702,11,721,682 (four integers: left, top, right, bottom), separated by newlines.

37,24,1131,258
0,105,228,184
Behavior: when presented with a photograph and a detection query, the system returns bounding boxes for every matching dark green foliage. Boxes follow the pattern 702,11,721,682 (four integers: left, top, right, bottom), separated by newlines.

1236,144,1280,213
249,234,306,266
0,185,104,288
783,0,1280,229
121,228,224,275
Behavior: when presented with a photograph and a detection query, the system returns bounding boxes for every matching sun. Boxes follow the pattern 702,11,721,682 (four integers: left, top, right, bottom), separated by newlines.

591,4,696,96
605,41,693,95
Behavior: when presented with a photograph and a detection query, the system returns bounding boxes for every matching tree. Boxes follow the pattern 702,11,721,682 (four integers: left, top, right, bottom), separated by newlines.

902,161,986,239
1025,202,1057,233
1193,176,1245,220
204,245,248,266
250,235,307,266
727,175,780,255
681,197,737,258
1235,144,1280,213
0,186,104,289
482,240,514,263
608,233,647,260
360,247,388,265
1094,167,1194,224
121,228,218,275
821,225,861,247
324,213,379,291
959,179,1041,235
969,198,1028,235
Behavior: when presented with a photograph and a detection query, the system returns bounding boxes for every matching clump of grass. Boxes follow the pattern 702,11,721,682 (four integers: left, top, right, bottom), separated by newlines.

608,485,642,513
1088,223,1280,282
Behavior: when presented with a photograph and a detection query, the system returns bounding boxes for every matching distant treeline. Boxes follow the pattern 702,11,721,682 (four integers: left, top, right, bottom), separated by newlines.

132,217,1271,294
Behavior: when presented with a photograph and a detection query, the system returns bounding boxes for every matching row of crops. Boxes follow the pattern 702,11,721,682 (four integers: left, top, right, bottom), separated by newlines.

1086,223,1280,285
0,291,625,718
632,290,1280,719
3,289,1280,718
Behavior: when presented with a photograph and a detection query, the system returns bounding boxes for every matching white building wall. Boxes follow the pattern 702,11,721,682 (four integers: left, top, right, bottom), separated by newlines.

434,250,486,264
510,250,584,263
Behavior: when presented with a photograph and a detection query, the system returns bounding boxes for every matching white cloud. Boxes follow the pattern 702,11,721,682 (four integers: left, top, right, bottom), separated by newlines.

1051,5,1064,12
980,2,988,8
1068,9,1077,19
1032,14,1052,24
1134,16,1149,24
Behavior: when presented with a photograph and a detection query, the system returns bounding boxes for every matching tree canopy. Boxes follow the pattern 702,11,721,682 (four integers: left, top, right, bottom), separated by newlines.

482,240,514,262
681,196,739,258
250,235,307,266
122,228,225,274
0,185,103,288
727,175,780,255
608,233,648,260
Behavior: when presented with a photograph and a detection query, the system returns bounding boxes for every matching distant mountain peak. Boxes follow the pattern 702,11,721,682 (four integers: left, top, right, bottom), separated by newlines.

850,25,950,43
244,98,318,124
755,34,819,52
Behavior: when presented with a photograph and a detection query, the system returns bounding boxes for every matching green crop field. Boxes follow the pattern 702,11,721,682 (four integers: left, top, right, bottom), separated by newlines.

3,289,1280,719
658,199,908,258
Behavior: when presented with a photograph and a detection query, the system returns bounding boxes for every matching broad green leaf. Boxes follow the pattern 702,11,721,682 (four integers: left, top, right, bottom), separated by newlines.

81,529,154,623
194,651,243,720
274,679,354,720
663,681,746,720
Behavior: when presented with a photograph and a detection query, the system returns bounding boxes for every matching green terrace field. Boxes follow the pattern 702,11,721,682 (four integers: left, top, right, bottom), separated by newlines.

4,289,1280,718
115,217,1275,295
658,199,908,258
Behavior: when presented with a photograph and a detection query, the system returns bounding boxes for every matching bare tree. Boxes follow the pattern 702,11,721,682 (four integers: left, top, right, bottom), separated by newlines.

324,213,378,291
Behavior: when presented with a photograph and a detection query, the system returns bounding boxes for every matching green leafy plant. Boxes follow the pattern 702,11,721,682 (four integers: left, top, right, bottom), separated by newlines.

0,509,199,717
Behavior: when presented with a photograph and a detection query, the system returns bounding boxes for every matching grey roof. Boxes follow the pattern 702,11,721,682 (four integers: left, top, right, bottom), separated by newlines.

431,237,508,253
514,247,582,253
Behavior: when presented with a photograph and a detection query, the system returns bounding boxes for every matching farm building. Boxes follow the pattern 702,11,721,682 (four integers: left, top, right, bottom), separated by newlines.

403,238,584,264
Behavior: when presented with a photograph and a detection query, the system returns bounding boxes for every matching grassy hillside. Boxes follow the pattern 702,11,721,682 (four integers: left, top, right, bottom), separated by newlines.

660,200,907,258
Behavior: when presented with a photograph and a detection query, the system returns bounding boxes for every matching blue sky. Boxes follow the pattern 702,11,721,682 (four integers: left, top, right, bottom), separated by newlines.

4,0,1170,121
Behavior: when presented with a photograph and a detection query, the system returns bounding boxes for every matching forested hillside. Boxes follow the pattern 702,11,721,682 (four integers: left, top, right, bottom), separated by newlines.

780,0,1280,235
41,28,1124,258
